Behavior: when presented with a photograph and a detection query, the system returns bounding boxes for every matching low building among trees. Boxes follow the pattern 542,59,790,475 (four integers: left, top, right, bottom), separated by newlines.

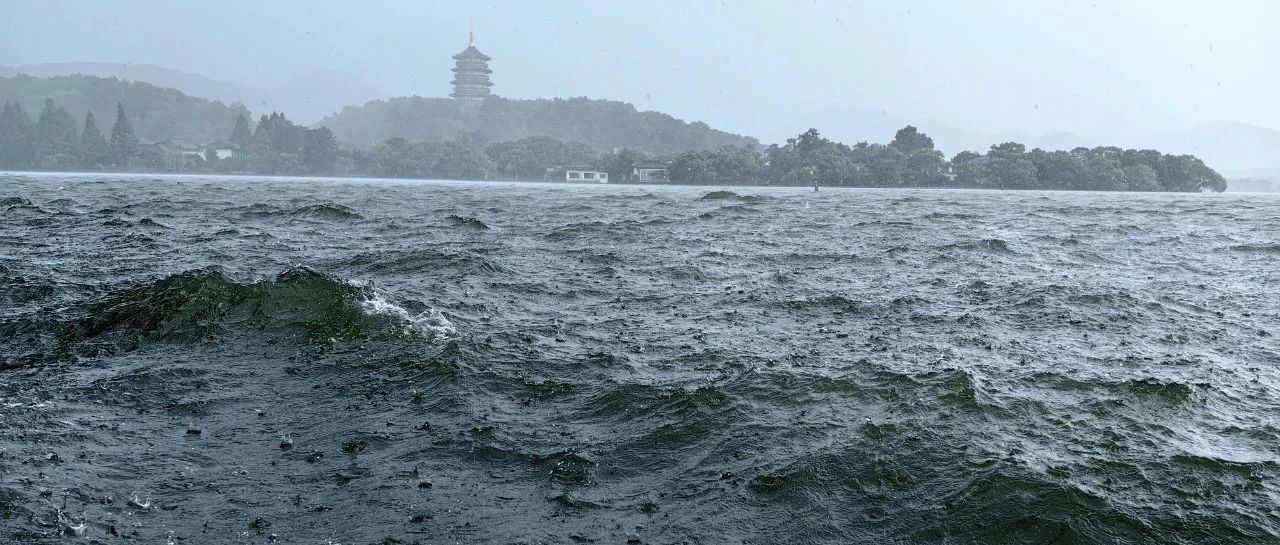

631,160,670,183
550,164,609,183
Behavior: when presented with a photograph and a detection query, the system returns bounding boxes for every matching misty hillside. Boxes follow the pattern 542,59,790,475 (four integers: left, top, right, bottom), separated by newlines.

0,63,274,112
0,74,249,145
319,96,760,155
0,63,383,124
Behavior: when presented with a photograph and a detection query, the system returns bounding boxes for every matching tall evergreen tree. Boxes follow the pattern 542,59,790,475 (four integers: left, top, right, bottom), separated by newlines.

229,112,252,149
80,111,110,168
110,102,138,167
0,102,37,169
81,111,101,148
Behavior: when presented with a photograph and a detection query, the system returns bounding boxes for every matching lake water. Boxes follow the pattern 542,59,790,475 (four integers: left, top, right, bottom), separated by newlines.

1,173,1278,543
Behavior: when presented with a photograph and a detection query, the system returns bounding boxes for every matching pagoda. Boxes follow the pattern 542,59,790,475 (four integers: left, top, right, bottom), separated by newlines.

450,29,493,104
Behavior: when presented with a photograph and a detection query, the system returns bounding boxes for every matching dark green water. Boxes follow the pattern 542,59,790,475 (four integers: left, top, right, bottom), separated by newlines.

1,173,1277,544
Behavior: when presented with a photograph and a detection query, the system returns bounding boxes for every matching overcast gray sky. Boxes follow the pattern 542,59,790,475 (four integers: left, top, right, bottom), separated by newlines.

1,0,1275,142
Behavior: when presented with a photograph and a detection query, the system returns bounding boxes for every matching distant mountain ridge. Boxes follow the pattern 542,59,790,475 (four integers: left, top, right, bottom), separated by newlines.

0,63,383,123
1152,121,1280,175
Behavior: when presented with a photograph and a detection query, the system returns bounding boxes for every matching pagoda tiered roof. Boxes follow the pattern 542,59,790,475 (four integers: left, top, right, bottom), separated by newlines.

453,46,491,62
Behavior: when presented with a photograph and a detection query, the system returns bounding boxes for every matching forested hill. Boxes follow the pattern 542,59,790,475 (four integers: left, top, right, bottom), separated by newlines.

318,96,759,155
0,74,249,144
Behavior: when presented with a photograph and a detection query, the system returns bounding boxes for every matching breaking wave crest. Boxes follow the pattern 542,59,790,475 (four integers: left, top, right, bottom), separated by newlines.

446,214,490,229
290,203,364,220
231,202,364,221
2,266,454,366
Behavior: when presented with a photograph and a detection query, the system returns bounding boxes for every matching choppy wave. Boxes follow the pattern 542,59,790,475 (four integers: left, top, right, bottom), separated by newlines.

338,248,506,275
699,190,766,202
1230,243,1280,254
939,238,1015,254
1,196,33,207
0,175,1277,544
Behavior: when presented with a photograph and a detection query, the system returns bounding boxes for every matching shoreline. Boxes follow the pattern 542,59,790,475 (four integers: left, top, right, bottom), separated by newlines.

1,170,1247,195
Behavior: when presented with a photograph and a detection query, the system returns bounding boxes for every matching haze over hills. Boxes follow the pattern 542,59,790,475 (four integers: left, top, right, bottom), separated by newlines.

0,72,758,158
1149,122,1280,176
0,62,383,124
769,108,1096,159
0,73,248,145
3,63,1276,184
269,70,386,124
777,107,1280,177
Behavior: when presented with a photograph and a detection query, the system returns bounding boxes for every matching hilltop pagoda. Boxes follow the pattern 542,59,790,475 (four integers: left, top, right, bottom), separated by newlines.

451,29,493,104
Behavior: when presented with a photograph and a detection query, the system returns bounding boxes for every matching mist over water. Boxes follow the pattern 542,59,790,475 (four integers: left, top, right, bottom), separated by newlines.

1,173,1278,543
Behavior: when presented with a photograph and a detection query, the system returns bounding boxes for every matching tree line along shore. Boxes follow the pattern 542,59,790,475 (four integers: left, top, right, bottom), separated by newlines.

0,96,1225,192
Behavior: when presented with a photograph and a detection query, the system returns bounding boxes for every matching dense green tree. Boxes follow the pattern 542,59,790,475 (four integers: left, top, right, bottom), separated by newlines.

859,144,905,187
1155,154,1226,192
951,150,981,164
1087,156,1127,191
244,112,335,175
368,138,419,177
765,127,948,187
1029,150,1088,190
110,102,138,167
368,138,495,180
485,136,599,180
889,125,936,154
601,148,646,183
668,146,763,184
950,151,983,187
433,141,497,180
807,145,859,186
767,129,856,186
302,127,338,174
0,102,36,168
780,165,818,186
1123,163,1159,191
35,98,80,168
988,142,1027,158
1120,149,1162,170
707,146,764,183
669,151,716,183
902,147,945,186
985,151,1038,189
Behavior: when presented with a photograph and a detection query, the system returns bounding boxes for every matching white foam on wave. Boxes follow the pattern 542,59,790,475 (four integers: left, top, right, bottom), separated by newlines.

359,291,458,340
